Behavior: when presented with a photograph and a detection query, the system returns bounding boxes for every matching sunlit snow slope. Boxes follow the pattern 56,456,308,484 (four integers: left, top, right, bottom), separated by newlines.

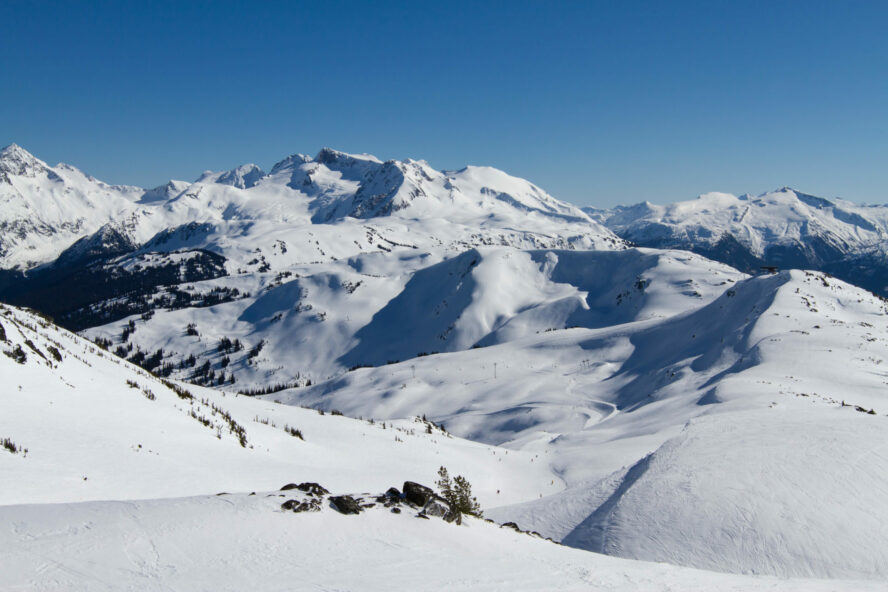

271,268,888,579
5,303,875,591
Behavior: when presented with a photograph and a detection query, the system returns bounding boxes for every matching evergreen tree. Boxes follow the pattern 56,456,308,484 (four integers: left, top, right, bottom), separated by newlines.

436,466,482,518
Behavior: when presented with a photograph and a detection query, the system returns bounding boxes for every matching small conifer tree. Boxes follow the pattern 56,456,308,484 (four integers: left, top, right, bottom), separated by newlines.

436,466,482,518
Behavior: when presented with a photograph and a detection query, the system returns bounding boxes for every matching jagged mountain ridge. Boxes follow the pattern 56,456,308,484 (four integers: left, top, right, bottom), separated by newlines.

0,143,621,272
586,188,888,293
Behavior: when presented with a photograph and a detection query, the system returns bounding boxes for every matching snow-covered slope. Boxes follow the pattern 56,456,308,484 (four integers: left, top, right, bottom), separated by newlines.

6,303,873,591
81,247,742,390
3,491,879,592
0,144,625,337
588,188,888,293
0,303,555,507
5,143,888,585
268,268,888,579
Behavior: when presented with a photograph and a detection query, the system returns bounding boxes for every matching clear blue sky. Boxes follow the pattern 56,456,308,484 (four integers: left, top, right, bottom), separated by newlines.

2,0,886,207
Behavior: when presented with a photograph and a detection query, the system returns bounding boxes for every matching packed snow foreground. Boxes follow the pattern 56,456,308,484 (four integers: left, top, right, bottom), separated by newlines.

2,144,888,590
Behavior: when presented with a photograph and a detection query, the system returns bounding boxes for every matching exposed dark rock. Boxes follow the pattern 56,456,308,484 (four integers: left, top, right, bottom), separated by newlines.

402,481,435,507
280,483,299,491
329,495,363,515
390,507,401,514
385,487,401,498
281,498,322,513
501,522,521,531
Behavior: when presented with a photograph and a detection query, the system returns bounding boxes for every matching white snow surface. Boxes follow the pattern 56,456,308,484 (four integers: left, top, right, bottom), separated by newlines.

5,143,888,588
84,247,743,388
4,303,877,591
3,492,879,592
0,303,551,508
265,267,888,580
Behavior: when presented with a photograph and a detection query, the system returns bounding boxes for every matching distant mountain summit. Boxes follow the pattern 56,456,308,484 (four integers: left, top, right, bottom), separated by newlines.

0,143,621,272
0,143,623,330
0,143,47,178
587,187,888,293
196,163,265,189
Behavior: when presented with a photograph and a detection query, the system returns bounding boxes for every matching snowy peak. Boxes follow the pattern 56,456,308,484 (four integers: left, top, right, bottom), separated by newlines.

139,180,189,203
196,164,266,189
314,147,383,167
0,143,623,272
593,187,888,292
268,152,313,175
0,143,49,178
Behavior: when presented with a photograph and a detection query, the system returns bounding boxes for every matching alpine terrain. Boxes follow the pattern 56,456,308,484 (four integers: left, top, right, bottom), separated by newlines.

2,143,887,590
587,188,888,294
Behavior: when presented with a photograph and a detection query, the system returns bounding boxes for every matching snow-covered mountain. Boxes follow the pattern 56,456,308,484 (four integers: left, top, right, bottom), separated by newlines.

587,188,888,293
0,143,624,330
268,267,888,580
81,246,742,389
0,303,550,506
77,239,888,579
0,143,621,273
0,144,146,270
5,143,888,588
2,302,880,591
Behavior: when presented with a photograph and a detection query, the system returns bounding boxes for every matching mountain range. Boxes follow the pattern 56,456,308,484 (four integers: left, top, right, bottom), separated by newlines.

2,143,888,589
587,187,888,293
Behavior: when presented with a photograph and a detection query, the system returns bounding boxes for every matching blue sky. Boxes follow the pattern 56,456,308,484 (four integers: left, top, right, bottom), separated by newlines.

2,1,886,207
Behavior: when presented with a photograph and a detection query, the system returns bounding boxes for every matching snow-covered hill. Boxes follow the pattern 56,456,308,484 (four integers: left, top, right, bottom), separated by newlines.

267,268,888,579
5,143,888,586
1,303,878,591
0,303,551,507
0,144,146,270
81,247,742,390
587,188,888,293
